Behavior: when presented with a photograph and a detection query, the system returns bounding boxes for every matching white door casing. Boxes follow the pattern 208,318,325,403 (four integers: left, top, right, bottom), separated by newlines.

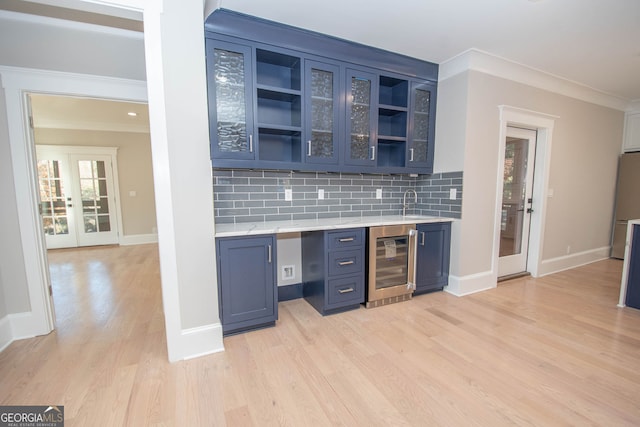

494,106,557,282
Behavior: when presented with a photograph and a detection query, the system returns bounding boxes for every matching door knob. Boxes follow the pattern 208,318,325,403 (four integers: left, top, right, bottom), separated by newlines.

527,208,534,213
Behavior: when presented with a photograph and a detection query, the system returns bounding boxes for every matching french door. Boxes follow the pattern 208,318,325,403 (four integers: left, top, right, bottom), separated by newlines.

498,127,537,277
36,146,120,249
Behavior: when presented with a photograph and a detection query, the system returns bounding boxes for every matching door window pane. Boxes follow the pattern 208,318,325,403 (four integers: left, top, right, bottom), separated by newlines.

37,159,69,236
78,160,111,235
499,138,529,257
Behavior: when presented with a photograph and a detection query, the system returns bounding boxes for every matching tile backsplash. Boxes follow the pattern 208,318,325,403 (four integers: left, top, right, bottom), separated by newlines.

213,169,463,224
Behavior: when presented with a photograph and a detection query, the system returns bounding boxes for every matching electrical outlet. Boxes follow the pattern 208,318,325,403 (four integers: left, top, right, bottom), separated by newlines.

282,265,295,280
376,188,383,199
284,188,292,201
566,245,571,254
318,189,325,200
449,188,456,200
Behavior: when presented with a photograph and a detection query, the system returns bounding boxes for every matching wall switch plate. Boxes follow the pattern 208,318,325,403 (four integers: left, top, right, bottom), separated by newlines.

376,188,383,199
284,188,292,201
548,188,554,197
318,189,325,200
449,188,457,200
129,190,137,197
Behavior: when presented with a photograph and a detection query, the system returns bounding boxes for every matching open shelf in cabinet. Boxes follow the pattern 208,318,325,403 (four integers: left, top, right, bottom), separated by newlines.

379,76,408,108
258,127,302,162
256,49,301,91
377,139,406,167
257,89,301,128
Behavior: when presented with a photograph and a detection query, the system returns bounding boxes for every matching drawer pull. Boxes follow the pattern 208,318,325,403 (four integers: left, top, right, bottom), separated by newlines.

338,287,354,294
338,237,355,242
338,260,355,266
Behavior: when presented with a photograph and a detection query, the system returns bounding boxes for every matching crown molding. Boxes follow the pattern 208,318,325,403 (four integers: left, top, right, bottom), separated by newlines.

439,48,630,112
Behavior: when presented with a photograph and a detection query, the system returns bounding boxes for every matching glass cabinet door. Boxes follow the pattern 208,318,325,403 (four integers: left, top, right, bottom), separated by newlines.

207,40,255,160
345,69,377,166
408,81,436,170
304,60,340,164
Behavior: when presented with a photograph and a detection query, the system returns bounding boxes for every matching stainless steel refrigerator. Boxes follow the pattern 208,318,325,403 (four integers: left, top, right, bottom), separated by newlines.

611,152,640,259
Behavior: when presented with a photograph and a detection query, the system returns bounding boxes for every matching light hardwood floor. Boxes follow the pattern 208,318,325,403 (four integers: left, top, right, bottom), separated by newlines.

2,244,640,426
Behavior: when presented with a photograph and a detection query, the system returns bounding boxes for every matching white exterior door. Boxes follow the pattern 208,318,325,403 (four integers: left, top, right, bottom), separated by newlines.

37,146,120,249
498,127,537,277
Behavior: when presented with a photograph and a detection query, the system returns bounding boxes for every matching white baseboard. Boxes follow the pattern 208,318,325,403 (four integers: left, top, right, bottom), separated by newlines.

119,233,158,246
445,270,496,297
0,311,38,353
178,323,224,361
538,246,610,277
0,316,12,352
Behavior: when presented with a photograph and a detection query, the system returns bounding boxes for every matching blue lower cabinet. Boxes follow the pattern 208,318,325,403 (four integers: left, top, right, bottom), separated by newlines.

415,222,451,295
302,228,365,315
216,235,278,335
626,225,640,309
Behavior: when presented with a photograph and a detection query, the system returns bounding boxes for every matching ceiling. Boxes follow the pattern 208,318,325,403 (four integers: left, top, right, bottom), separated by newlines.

30,94,150,133
217,0,640,104
1,0,639,108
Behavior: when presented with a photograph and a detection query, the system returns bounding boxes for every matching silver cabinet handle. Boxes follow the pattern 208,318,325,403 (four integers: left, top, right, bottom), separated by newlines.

338,287,354,294
370,146,376,161
420,231,425,246
338,260,355,266
249,134,253,153
268,244,272,263
339,237,354,242
410,148,414,162
307,140,312,157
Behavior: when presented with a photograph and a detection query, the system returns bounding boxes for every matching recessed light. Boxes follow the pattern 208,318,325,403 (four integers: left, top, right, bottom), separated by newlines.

127,111,137,117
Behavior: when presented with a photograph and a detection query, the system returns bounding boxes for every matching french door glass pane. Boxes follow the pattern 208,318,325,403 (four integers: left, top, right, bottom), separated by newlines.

214,48,248,153
77,160,111,234
37,159,69,235
499,138,529,257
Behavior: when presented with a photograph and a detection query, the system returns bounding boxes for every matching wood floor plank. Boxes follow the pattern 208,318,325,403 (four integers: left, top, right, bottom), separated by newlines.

1,246,639,426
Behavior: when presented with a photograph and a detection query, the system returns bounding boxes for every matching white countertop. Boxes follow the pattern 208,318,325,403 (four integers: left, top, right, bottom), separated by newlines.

214,215,454,237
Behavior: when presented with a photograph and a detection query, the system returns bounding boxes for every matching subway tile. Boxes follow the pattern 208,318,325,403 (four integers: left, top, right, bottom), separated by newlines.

217,193,250,201
293,213,318,220
218,208,251,216
279,206,306,214
236,215,266,223
214,217,235,224
250,178,279,185
250,207,279,215
265,214,293,222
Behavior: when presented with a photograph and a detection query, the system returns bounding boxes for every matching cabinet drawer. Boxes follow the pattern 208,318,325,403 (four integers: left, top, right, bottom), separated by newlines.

327,229,364,250
328,249,364,277
327,275,364,306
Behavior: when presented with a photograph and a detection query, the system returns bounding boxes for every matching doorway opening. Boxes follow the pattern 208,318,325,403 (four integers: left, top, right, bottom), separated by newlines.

494,106,557,282
27,92,156,329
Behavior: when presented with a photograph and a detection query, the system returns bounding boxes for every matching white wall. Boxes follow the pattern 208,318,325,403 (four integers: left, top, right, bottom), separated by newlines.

0,10,145,81
0,78,31,316
35,128,157,237
438,69,624,293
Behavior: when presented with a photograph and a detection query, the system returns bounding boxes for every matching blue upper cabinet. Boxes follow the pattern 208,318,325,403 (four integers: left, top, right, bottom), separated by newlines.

204,9,438,174
345,68,378,167
304,60,341,166
407,81,437,173
206,39,255,162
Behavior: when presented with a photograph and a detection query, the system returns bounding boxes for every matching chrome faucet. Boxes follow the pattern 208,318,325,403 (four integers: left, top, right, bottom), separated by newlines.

403,188,418,217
